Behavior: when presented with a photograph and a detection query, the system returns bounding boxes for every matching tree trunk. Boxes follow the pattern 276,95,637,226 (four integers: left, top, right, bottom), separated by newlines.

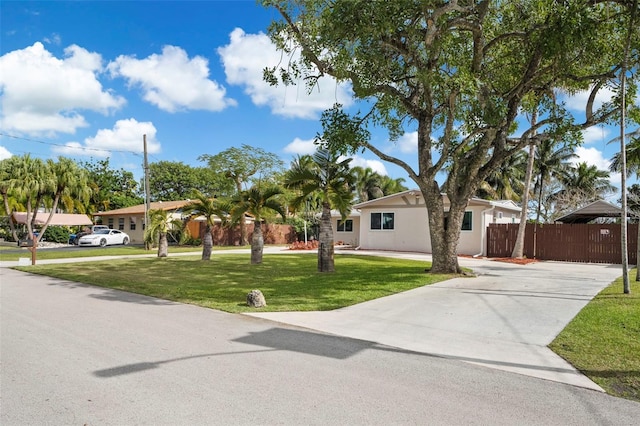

251,223,264,264
422,182,464,274
158,232,168,258
512,141,536,258
317,203,335,272
202,225,213,260
235,179,247,246
2,193,19,242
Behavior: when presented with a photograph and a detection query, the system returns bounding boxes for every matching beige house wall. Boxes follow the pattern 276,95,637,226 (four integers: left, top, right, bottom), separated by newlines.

332,215,361,246
101,212,184,244
355,192,521,256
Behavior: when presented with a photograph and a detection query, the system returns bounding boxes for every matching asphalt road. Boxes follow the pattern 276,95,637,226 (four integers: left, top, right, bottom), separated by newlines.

2,268,639,425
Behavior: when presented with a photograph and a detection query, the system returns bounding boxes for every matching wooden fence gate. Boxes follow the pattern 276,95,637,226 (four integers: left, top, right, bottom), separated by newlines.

487,223,638,264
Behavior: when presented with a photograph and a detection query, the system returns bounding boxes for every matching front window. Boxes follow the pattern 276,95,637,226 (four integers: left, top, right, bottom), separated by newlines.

444,211,473,231
118,218,125,230
461,211,472,231
130,217,136,231
108,218,114,228
337,219,353,232
371,212,394,230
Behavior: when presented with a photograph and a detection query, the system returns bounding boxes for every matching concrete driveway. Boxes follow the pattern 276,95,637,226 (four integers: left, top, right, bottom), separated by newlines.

249,250,624,390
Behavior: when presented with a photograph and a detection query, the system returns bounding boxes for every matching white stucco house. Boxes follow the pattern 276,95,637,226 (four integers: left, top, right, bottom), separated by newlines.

332,190,521,256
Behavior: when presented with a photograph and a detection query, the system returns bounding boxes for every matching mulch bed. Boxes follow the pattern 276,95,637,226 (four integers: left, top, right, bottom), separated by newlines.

490,257,539,265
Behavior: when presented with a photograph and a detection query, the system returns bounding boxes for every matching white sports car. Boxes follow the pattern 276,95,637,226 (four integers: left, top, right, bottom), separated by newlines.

77,229,130,247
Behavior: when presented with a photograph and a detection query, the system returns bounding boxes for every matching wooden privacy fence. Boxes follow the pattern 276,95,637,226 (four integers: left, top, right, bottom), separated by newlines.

185,221,297,246
487,223,638,264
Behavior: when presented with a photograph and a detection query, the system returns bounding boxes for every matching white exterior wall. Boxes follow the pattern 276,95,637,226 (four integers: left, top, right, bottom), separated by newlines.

355,193,521,256
104,214,145,243
358,194,431,252
332,216,360,246
493,209,520,224
456,205,486,256
103,212,185,244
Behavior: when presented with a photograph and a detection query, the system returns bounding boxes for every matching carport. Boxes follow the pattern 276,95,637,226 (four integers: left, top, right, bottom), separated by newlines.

11,212,94,227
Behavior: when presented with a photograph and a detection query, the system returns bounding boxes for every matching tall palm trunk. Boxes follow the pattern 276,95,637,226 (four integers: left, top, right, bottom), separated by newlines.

317,202,335,272
158,232,168,258
512,141,536,258
1,193,19,242
202,225,213,260
251,222,264,264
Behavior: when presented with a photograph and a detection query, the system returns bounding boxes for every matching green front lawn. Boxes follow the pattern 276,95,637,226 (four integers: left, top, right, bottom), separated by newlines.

16,254,451,313
0,244,241,262
550,278,640,402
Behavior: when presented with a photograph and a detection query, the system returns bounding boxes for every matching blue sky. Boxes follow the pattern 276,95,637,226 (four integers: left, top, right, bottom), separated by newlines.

0,0,636,193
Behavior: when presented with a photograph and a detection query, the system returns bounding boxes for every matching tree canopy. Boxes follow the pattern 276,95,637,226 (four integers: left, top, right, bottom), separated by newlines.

147,160,233,201
262,0,640,273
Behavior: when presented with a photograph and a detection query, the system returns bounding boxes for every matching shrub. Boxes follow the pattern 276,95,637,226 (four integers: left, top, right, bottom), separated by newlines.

42,226,70,243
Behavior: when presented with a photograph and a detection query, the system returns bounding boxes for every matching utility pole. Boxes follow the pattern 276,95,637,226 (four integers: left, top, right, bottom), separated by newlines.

143,134,151,250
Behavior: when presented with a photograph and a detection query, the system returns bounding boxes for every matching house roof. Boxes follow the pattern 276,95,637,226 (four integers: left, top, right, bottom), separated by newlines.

555,200,623,223
12,212,93,226
353,190,521,212
94,200,193,216
330,209,361,218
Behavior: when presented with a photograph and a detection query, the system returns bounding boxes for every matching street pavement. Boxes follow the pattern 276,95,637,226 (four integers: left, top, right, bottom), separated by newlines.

2,248,639,424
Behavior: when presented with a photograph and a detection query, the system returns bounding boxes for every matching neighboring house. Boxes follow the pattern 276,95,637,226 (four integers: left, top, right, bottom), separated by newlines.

95,200,255,244
94,200,192,244
334,190,521,256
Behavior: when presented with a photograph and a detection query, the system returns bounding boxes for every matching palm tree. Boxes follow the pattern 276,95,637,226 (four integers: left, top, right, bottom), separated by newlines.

477,150,527,201
562,162,616,197
379,175,408,196
233,186,286,264
533,140,576,222
551,162,616,221
351,167,384,202
0,156,24,242
285,149,355,272
183,191,229,260
144,209,184,257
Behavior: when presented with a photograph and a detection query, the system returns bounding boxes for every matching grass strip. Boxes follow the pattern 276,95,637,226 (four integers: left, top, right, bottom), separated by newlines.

15,254,452,313
0,244,242,261
550,277,640,402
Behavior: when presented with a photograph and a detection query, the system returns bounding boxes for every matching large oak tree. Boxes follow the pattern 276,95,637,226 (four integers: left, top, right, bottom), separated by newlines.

262,0,640,273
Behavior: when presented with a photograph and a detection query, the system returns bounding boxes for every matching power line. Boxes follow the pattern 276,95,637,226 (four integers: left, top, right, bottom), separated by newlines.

0,132,144,156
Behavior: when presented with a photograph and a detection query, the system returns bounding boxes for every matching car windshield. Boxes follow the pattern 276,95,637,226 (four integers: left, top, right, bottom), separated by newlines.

94,229,110,234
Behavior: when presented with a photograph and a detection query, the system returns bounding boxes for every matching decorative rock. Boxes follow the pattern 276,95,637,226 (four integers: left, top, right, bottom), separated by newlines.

246,289,267,308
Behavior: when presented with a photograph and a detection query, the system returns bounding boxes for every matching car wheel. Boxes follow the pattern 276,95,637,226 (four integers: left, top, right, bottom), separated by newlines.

99,238,107,247
122,237,129,245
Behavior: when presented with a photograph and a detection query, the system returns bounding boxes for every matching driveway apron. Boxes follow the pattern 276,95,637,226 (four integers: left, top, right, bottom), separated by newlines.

249,252,623,391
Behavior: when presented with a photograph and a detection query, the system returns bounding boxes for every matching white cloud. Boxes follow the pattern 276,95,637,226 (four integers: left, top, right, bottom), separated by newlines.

348,156,388,175
218,28,353,119
0,42,125,135
582,126,610,144
395,131,418,153
0,146,12,160
562,86,615,112
573,146,621,187
52,141,110,157
573,146,611,170
108,45,236,113
52,118,160,157
283,137,317,155
43,33,61,45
